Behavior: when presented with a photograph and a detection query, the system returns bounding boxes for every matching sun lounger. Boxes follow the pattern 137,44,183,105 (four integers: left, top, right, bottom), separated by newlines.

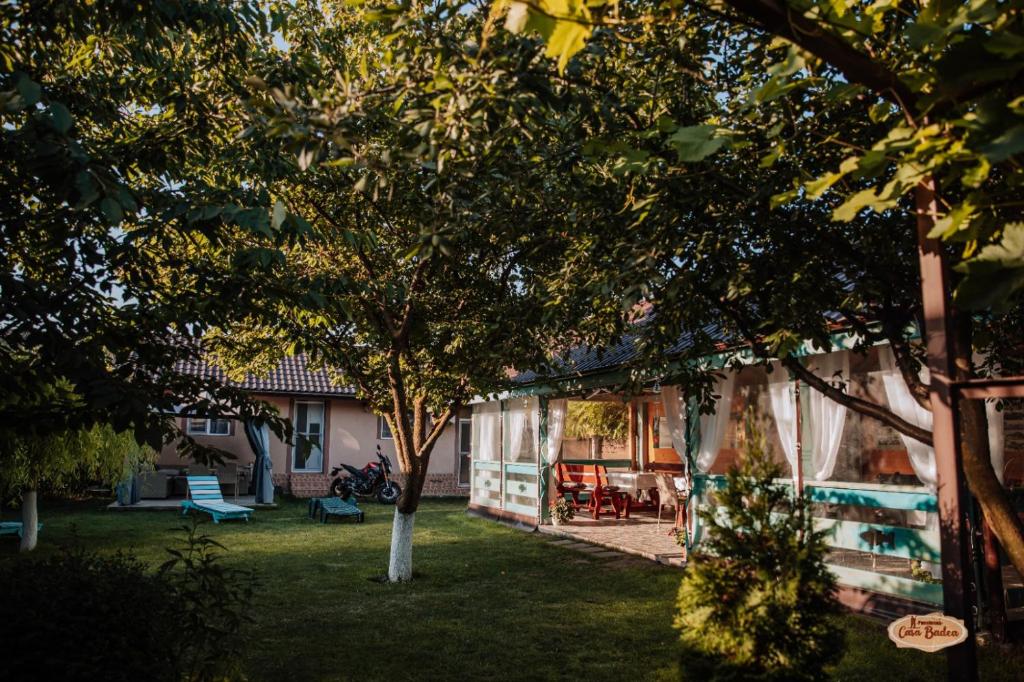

317,496,364,524
181,475,253,523
0,521,42,538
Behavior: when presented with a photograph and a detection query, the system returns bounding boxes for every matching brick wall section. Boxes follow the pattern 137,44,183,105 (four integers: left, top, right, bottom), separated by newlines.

391,473,469,498
271,472,468,498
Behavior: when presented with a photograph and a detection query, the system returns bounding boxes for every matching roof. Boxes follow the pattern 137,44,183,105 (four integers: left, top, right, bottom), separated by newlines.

175,354,357,397
515,321,728,384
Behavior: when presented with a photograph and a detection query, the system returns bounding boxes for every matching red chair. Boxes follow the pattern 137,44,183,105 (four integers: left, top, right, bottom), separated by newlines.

555,462,588,509
587,464,629,520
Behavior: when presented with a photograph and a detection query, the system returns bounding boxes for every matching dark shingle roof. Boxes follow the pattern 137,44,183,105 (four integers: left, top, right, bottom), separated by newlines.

515,322,729,384
175,354,357,397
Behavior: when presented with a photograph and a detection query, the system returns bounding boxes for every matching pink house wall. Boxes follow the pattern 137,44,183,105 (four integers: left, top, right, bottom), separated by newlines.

158,395,469,497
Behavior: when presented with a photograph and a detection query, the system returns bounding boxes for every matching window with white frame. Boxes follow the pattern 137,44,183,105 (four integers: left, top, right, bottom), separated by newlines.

187,418,231,436
377,415,393,440
378,413,434,440
458,418,471,487
293,402,325,472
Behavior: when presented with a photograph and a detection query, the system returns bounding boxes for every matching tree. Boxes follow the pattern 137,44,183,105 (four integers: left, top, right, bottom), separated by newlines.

488,0,1024,579
676,422,844,680
199,0,597,581
0,0,292,461
0,419,154,551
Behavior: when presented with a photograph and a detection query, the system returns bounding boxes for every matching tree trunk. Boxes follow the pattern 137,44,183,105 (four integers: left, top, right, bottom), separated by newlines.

959,396,1024,578
387,508,416,582
20,489,38,552
954,315,1024,579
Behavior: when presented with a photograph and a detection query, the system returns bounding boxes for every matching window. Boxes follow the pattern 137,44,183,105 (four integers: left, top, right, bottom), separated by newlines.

293,402,325,472
378,413,435,440
187,418,231,436
458,418,472,487
378,416,393,440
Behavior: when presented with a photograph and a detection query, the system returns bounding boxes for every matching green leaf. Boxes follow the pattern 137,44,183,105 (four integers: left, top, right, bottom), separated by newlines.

832,188,878,222
48,102,72,134
16,73,41,107
928,200,976,240
506,0,593,73
769,189,799,210
667,125,727,162
100,197,123,226
980,125,1024,163
954,223,1024,310
962,157,991,188
271,200,287,230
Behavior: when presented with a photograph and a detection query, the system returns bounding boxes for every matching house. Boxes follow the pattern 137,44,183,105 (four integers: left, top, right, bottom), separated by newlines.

466,328,1024,620
158,354,471,498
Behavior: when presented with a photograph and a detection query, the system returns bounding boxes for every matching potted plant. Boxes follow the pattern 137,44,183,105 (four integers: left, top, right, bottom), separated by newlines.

549,498,575,526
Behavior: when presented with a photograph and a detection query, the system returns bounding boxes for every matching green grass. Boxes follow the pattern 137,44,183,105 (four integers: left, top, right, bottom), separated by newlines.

1,497,1020,681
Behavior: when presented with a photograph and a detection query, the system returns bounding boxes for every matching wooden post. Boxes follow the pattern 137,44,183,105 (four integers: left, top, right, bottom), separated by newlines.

628,400,639,471
794,379,803,495
915,179,978,680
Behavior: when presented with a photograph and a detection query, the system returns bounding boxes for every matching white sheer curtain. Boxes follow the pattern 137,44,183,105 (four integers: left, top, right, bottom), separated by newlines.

660,385,688,463
506,398,532,462
473,402,502,461
545,399,567,466
973,352,1007,484
988,400,1006,484
695,373,735,472
805,351,850,481
878,346,936,490
767,362,799,481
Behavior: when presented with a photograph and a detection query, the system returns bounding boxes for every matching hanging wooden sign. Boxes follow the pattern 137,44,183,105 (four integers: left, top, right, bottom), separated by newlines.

887,613,968,653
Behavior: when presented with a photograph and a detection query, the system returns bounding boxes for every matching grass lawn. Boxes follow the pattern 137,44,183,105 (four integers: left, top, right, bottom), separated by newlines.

2,496,1020,681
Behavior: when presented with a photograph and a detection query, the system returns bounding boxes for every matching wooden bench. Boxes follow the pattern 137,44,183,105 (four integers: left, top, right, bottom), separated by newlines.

555,462,630,520
555,462,589,509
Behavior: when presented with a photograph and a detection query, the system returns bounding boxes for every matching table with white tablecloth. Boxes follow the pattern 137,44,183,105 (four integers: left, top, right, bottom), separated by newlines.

604,472,660,499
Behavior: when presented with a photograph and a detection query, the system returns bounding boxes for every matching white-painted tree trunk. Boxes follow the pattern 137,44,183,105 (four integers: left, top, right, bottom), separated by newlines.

20,489,38,552
387,509,416,582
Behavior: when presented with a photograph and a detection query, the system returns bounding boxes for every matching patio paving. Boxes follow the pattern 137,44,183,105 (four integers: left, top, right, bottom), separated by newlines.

106,495,277,511
538,512,687,567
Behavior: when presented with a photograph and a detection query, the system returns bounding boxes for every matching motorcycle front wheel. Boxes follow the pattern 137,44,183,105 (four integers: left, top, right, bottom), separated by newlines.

376,481,401,504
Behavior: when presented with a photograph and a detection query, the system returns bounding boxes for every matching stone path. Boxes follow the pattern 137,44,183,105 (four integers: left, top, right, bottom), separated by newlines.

539,514,687,568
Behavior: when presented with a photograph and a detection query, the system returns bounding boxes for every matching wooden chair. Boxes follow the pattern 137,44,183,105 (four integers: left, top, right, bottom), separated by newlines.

555,462,588,509
588,464,629,520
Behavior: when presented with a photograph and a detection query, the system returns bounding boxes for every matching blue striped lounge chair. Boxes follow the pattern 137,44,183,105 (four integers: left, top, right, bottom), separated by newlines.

0,521,42,538
181,475,253,523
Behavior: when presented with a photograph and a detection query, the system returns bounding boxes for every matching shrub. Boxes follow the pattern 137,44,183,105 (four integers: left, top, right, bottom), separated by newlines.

549,497,576,523
0,520,256,682
675,424,845,681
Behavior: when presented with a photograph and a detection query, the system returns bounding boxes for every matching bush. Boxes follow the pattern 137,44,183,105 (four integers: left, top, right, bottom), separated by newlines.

675,424,845,681
0,521,255,682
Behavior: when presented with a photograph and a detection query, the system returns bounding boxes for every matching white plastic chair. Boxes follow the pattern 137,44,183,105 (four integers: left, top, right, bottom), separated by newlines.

655,473,684,529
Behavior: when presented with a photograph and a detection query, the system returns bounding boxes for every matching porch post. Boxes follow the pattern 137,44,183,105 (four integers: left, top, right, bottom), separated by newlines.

539,396,550,523
915,179,977,680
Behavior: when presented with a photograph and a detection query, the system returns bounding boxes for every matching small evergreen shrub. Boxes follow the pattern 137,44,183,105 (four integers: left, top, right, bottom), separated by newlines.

0,520,256,682
675,425,845,681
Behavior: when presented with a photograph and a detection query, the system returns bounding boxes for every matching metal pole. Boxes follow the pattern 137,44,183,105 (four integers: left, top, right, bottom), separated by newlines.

915,179,978,680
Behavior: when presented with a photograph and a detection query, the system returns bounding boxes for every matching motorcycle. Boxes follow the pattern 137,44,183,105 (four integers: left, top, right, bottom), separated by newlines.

329,445,402,504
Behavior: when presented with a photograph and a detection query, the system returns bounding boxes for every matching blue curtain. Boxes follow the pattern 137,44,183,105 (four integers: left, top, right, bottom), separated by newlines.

115,474,140,505
244,420,274,504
